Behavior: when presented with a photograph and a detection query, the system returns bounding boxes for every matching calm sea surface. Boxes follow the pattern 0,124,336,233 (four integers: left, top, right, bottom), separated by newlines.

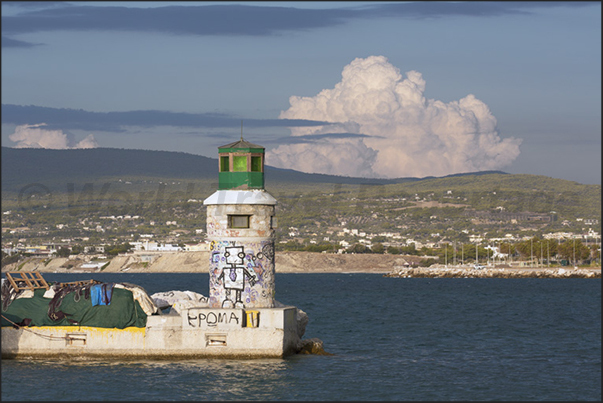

1,273,600,401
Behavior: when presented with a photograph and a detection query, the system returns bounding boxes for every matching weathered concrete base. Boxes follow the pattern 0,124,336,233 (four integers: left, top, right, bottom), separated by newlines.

2,306,302,359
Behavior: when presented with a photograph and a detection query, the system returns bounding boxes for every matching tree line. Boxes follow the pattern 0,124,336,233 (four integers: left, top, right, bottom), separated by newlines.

275,236,599,266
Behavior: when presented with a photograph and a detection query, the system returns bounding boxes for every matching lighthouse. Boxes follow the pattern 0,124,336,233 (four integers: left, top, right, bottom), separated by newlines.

203,137,277,309
1,137,310,359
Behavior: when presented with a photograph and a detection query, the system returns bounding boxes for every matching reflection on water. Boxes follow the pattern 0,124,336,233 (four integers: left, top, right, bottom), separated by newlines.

28,358,287,369
4,358,294,400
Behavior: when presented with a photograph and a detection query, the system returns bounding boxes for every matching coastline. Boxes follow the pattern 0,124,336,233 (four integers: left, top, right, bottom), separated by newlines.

1,251,600,278
385,265,601,279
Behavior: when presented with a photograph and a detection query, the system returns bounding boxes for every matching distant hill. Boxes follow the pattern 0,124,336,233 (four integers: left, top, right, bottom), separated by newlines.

0,146,508,192
1,147,599,234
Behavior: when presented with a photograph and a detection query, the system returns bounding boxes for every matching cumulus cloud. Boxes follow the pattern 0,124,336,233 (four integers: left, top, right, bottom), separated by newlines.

8,123,99,149
75,134,100,149
268,137,378,178
267,55,522,178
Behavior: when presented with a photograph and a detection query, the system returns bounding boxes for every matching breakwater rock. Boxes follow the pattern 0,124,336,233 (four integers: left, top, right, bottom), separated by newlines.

297,338,333,356
385,266,601,279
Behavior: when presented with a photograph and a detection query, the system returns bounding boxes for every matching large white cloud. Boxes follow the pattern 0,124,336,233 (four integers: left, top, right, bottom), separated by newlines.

268,137,378,178
9,123,99,149
75,133,100,149
267,55,522,178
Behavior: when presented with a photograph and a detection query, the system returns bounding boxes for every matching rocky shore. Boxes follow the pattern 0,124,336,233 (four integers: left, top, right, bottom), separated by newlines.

2,251,600,278
1,251,410,274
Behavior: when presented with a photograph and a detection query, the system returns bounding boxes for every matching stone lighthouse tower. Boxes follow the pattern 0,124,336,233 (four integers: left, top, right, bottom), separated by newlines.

203,137,277,309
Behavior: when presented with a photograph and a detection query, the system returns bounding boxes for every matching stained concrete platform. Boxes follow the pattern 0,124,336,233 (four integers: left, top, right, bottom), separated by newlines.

1,306,302,359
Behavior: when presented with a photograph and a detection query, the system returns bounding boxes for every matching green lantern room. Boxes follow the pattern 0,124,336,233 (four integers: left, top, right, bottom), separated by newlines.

218,139,265,190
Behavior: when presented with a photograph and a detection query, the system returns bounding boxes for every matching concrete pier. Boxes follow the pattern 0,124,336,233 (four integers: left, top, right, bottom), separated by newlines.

2,306,301,359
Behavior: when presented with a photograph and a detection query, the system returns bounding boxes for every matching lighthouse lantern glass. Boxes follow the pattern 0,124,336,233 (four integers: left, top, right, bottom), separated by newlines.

233,156,247,172
251,156,262,172
220,156,230,172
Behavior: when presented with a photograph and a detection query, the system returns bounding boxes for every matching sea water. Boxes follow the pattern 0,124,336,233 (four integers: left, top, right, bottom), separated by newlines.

1,273,600,401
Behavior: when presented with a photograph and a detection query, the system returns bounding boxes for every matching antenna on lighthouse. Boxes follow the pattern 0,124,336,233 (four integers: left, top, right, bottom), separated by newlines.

241,120,243,141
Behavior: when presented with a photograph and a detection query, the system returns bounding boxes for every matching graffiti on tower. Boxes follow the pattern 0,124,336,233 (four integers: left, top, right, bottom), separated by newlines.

217,245,258,308
209,240,275,308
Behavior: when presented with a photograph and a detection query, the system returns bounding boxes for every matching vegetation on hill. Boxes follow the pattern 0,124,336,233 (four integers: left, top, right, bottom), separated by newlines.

1,147,600,267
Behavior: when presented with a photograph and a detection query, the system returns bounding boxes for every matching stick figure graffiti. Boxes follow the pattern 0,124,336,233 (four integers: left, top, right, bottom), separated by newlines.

217,246,258,308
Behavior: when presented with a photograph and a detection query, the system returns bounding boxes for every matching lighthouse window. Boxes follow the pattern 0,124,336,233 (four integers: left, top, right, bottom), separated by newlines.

228,215,250,229
220,156,230,172
251,156,262,172
233,156,247,172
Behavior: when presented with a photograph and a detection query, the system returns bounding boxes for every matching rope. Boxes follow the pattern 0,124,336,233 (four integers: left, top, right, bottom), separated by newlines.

1,314,70,341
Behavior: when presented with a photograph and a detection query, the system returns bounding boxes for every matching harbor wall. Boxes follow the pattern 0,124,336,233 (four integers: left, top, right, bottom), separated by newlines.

2,306,300,359
385,266,601,278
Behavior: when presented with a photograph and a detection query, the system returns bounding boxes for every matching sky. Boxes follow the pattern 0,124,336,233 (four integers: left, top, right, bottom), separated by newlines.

1,1,601,185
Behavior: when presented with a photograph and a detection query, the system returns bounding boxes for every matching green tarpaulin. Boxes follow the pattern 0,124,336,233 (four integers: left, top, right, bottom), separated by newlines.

1,285,147,329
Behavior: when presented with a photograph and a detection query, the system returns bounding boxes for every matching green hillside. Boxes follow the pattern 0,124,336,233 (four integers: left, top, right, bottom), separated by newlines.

1,147,600,251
